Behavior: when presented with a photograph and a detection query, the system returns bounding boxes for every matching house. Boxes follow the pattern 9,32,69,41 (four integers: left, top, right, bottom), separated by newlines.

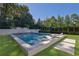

0,3,3,16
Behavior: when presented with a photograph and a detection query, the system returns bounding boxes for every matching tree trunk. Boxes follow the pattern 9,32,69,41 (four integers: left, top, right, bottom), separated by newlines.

67,27,69,34
73,27,75,33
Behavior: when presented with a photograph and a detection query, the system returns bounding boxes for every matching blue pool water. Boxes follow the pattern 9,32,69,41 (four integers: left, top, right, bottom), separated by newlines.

14,33,50,45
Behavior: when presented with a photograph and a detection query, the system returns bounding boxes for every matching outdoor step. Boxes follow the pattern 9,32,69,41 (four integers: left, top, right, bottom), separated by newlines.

63,38,75,44
54,39,75,55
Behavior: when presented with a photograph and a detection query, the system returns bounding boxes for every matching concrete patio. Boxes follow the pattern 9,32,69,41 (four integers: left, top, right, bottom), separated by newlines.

54,38,75,55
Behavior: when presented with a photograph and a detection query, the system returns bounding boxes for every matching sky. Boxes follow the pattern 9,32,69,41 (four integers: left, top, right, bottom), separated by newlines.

20,3,79,20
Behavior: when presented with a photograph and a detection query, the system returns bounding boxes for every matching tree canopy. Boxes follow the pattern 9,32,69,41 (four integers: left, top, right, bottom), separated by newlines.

0,3,34,28
40,14,79,28
0,3,79,31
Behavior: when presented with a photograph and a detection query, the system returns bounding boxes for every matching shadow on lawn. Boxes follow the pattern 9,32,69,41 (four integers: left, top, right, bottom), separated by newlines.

0,35,26,56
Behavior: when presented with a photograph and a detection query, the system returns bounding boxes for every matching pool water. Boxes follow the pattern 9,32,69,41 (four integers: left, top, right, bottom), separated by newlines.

15,33,50,45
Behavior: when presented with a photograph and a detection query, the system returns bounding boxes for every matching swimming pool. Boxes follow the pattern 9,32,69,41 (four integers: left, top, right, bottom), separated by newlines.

14,33,50,45
12,33,64,55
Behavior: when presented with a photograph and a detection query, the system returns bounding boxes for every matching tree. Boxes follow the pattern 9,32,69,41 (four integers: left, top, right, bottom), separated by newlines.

71,13,79,27
71,14,79,32
0,3,34,28
65,15,71,27
64,15,71,33
57,16,63,28
36,18,42,28
42,16,57,28
51,16,57,27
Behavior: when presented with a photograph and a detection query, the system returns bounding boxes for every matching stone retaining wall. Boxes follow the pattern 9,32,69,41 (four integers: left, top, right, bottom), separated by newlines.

0,28,39,35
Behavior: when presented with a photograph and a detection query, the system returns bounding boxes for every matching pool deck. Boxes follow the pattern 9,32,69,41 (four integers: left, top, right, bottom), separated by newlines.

11,34,64,56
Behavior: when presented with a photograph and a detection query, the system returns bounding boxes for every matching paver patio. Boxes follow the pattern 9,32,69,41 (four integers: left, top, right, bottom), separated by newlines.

54,38,75,55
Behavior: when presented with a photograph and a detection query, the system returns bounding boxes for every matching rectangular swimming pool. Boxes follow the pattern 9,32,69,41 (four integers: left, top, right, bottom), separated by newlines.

14,33,50,45
11,33,64,56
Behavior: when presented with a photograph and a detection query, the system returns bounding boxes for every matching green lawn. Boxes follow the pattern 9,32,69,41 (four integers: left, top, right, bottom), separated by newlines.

0,35,26,56
0,34,79,56
35,45,72,56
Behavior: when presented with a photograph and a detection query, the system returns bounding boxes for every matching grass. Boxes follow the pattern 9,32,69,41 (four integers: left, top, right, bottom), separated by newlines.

0,35,26,56
35,46,72,56
0,34,79,56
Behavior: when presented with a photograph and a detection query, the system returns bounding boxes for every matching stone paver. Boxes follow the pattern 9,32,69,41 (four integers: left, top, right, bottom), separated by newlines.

54,38,75,55
63,39,75,44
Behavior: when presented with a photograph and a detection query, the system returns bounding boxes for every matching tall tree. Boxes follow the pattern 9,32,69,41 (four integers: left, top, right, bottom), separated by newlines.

36,18,42,28
71,13,79,27
51,16,57,27
1,3,34,28
71,13,79,32
65,15,71,27
57,16,63,28
64,15,71,33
